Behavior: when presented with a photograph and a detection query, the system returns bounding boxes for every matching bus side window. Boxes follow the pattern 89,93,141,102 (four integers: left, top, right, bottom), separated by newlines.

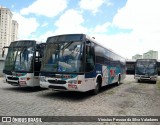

85,41,95,72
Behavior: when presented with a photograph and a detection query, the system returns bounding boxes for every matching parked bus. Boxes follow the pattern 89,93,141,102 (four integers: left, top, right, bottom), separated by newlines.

40,34,126,94
126,60,135,75
157,61,160,75
3,40,45,87
134,59,158,83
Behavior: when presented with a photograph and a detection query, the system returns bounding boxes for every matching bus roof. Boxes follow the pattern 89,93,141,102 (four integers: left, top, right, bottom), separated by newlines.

85,34,126,60
46,33,126,60
11,40,36,43
8,40,36,48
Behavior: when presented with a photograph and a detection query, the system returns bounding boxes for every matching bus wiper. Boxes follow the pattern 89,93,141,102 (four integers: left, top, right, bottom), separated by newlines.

62,41,73,50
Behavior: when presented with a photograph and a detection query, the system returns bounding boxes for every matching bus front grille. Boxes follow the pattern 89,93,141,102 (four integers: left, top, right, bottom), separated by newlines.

141,76,150,78
48,80,66,84
48,85,67,90
7,77,19,81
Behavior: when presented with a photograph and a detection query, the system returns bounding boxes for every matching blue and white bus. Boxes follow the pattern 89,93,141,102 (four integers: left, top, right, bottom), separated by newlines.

134,59,158,83
3,40,45,87
40,34,126,94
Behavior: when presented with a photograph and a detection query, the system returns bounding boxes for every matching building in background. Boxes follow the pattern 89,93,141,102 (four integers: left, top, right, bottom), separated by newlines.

132,50,158,60
0,6,18,57
11,20,18,42
143,50,158,59
132,54,142,60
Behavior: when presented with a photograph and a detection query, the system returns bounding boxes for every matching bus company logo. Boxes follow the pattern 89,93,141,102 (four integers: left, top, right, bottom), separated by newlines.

2,117,11,122
12,71,16,76
55,79,58,82
110,69,116,77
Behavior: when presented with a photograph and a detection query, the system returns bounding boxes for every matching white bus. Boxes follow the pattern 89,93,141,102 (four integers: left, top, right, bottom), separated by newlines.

40,34,126,94
134,59,158,83
3,40,45,87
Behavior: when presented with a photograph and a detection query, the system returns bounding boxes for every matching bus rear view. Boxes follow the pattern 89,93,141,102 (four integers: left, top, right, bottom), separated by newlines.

134,59,157,83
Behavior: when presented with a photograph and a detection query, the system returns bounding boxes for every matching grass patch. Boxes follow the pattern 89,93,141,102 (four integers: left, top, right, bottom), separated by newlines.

106,90,114,95
157,81,160,90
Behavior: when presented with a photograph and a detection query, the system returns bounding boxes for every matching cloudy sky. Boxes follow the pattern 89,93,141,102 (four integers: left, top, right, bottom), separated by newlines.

1,0,160,59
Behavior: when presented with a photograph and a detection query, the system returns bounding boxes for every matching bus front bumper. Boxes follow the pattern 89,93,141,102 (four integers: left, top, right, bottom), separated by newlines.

4,75,19,86
134,75,157,81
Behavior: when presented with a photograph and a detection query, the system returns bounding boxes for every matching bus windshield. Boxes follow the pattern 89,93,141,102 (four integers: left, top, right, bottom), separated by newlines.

4,46,34,72
135,60,157,75
41,41,84,73
4,41,35,72
14,47,34,71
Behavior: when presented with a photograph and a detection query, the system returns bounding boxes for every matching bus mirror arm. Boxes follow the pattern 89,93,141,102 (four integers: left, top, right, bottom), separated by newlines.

2,46,9,57
2,47,5,57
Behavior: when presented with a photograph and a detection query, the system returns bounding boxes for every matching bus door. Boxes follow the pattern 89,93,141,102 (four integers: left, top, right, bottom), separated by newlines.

34,51,41,76
85,41,95,72
85,40,96,88
34,44,45,77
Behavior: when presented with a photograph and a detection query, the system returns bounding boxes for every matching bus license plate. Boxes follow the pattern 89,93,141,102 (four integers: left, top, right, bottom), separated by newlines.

19,81,26,86
68,84,77,89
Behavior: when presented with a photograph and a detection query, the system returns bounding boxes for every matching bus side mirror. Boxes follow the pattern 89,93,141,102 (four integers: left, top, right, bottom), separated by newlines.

2,48,5,57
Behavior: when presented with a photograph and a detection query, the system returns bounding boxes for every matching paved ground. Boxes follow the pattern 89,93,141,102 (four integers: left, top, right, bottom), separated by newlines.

0,75,160,125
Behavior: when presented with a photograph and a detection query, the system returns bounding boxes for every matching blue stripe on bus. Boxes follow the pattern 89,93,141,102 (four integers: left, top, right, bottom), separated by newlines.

85,64,102,78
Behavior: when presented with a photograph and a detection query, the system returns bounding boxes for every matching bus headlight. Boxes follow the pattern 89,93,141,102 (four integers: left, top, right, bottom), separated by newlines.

151,75,157,79
40,76,47,82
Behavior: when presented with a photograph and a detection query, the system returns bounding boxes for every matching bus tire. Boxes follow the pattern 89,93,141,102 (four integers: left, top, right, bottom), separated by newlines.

153,81,156,84
92,77,101,95
116,75,121,86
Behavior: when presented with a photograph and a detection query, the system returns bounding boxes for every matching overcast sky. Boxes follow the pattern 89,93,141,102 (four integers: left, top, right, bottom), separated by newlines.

1,0,160,59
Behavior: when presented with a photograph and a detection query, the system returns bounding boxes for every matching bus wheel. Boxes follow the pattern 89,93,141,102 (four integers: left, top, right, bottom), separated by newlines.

116,75,121,86
153,81,156,84
92,79,101,95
